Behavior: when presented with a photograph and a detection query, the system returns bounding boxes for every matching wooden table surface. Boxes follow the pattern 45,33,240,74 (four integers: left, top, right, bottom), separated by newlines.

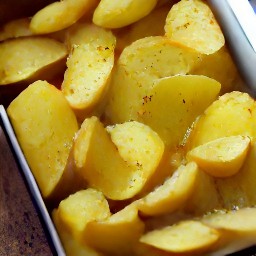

0,126,53,255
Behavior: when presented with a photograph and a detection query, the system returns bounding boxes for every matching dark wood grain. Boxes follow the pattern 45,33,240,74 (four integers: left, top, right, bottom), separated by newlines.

0,127,53,256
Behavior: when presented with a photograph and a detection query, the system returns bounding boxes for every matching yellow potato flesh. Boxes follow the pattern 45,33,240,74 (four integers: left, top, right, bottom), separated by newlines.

140,220,220,253
7,80,78,198
56,189,110,239
61,26,115,116
106,36,202,124
73,117,164,200
188,92,256,148
30,0,99,34
202,208,256,254
0,37,67,85
138,161,199,216
106,121,165,181
85,203,144,255
202,208,256,232
165,0,225,54
138,75,220,148
187,135,251,178
52,209,104,256
93,0,158,28
0,18,33,41
187,91,256,209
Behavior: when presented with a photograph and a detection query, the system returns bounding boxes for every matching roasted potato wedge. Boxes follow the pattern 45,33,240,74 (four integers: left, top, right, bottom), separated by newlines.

52,189,110,256
30,0,99,34
138,162,198,216
0,37,67,85
73,117,164,200
85,203,144,255
53,210,103,256
202,208,256,255
165,0,224,55
61,24,115,119
93,0,158,28
187,135,251,178
7,80,78,198
140,220,220,254
187,91,256,209
0,18,33,41
55,189,110,239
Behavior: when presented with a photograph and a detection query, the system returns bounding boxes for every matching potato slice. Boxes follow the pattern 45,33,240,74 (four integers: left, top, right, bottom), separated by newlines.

61,25,115,118
165,0,224,54
202,208,256,232
73,117,164,200
53,211,102,256
0,37,67,85
0,18,33,41
7,80,78,198
188,92,256,148
140,220,220,254
56,189,110,240
187,91,256,209
138,162,198,216
201,208,256,255
106,121,164,180
187,136,250,178
93,0,157,28
105,36,202,124
138,75,220,148
30,0,99,34
85,203,144,255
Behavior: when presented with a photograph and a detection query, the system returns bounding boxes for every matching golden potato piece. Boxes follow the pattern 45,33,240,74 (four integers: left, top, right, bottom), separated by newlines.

202,207,256,232
138,162,198,216
30,0,99,34
93,0,158,28
106,36,202,124
187,91,256,209
0,37,67,85
7,80,78,198
61,26,115,117
187,135,251,178
201,208,256,254
188,91,256,148
56,189,110,240
140,220,220,254
0,18,33,41
138,75,220,148
73,117,164,200
165,0,225,54
106,121,165,180
85,203,144,255
53,209,104,256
